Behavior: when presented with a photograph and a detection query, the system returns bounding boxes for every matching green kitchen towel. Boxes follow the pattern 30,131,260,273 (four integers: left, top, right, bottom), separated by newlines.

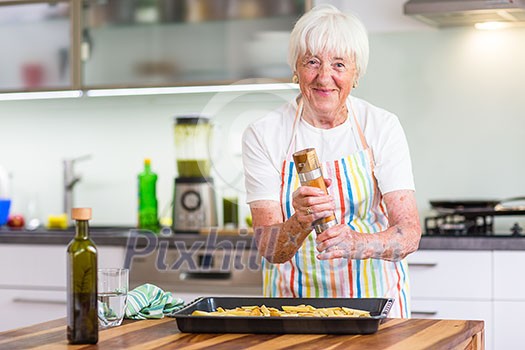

125,283,185,320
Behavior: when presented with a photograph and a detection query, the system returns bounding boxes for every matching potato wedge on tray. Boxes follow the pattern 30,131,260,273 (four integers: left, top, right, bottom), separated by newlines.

191,304,371,317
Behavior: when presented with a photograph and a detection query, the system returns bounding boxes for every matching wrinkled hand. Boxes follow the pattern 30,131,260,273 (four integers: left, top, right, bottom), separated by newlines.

316,224,370,260
292,178,335,231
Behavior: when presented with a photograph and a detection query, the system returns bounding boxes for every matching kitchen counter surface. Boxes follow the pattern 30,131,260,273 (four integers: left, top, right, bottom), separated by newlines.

0,227,256,249
2,227,525,250
417,235,525,250
0,316,484,350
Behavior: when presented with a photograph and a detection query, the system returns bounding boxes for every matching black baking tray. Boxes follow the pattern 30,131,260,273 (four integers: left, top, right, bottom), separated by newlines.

171,297,393,334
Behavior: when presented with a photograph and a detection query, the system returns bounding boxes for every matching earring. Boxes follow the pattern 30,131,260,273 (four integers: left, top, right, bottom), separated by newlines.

353,80,358,88
292,74,299,84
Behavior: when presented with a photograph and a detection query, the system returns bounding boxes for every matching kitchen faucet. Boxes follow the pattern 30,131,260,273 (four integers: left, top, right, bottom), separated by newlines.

63,154,92,224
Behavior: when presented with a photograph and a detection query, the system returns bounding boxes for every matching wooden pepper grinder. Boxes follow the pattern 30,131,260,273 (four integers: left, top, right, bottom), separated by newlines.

293,148,338,233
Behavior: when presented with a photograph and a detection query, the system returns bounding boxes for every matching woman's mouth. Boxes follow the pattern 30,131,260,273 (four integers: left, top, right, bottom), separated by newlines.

313,88,334,96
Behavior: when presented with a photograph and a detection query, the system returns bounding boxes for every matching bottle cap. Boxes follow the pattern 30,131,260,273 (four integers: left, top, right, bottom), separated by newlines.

145,158,151,166
71,208,92,221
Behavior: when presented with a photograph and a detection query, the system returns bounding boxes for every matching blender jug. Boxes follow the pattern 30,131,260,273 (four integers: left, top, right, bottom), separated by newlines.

174,115,212,178
172,115,217,233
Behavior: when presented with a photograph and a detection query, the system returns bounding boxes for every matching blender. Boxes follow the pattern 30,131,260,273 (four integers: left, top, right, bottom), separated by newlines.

172,115,217,233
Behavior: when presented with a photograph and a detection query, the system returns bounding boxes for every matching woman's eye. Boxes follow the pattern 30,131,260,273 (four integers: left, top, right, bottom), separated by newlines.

334,62,346,69
305,59,320,67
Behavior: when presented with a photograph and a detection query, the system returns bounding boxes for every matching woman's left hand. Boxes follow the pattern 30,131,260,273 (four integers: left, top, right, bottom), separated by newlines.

316,190,421,261
315,224,371,260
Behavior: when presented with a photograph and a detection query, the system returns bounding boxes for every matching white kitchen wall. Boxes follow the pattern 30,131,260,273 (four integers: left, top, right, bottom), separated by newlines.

1,5,525,232
0,88,297,226
358,26,525,232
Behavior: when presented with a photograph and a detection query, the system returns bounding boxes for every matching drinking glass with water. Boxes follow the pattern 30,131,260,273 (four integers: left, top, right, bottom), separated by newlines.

97,268,128,329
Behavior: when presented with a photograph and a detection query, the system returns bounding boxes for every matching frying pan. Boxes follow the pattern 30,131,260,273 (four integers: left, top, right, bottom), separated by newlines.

430,197,525,212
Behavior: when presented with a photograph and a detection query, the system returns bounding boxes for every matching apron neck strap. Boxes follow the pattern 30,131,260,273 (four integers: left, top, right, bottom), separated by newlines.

348,99,369,150
285,98,303,159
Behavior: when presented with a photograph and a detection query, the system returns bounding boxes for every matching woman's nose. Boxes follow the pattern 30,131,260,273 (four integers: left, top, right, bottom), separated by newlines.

316,64,332,82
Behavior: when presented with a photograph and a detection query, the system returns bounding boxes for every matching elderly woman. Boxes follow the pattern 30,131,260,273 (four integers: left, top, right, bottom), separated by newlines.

242,4,421,318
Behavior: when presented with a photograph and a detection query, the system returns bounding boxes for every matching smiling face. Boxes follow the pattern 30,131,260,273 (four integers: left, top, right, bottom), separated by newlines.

296,51,357,124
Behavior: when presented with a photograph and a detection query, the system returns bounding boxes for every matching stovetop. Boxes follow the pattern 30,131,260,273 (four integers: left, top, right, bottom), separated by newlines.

424,207,525,237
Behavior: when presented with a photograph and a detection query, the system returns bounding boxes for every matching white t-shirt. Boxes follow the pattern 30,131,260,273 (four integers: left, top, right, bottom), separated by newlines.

242,95,415,204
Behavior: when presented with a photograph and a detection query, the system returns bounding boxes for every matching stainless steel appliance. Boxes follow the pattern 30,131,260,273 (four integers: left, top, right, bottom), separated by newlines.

424,197,525,236
404,0,525,27
172,115,218,233
129,245,262,302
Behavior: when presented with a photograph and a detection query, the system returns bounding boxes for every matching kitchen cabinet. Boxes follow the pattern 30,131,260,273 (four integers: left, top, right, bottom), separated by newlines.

408,250,492,299
407,250,494,350
411,300,492,321
0,244,66,288
493,251,525,299
0,244,126,331
0,0,78,92
493,251,525,349
0,289,66,331
81,0,307,89
0,0,309,93
129,245,263,303
493,301,525,350
408,249,525,350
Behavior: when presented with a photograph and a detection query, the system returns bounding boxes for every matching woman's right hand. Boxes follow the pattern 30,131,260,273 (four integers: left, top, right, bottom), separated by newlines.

292,178,336,230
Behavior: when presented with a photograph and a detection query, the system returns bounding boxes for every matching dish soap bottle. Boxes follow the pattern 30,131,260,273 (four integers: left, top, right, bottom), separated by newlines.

67,207,98,344
138,158,159,232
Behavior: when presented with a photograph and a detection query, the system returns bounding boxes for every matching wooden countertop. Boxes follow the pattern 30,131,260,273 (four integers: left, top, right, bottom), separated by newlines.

0,317,484,350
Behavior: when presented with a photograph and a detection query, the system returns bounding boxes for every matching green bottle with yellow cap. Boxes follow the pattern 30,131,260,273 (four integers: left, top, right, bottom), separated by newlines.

138,158,159,233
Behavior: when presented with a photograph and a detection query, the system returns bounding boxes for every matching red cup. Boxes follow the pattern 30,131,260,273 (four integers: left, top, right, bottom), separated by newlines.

21,63,44,88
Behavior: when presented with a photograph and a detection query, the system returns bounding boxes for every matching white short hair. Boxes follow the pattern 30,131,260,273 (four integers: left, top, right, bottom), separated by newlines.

288,4,369,80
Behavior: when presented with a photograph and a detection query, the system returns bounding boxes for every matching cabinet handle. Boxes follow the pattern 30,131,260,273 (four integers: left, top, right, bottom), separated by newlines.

12,298,66,305
179,272,232,281
412,310,438,316
408,263,437,267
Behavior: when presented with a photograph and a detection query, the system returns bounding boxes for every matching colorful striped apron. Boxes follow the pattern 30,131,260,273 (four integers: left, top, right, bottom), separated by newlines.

262,99,411,318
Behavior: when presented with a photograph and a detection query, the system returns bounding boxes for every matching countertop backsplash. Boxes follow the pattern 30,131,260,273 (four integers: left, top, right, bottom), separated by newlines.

0,89,296,226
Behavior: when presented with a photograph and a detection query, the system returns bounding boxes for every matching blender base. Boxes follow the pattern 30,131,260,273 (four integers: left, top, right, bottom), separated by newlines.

172,177,218,233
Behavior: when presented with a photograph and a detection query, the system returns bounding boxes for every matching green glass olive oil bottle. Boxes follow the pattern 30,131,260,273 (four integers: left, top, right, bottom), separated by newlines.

67,208,98,344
